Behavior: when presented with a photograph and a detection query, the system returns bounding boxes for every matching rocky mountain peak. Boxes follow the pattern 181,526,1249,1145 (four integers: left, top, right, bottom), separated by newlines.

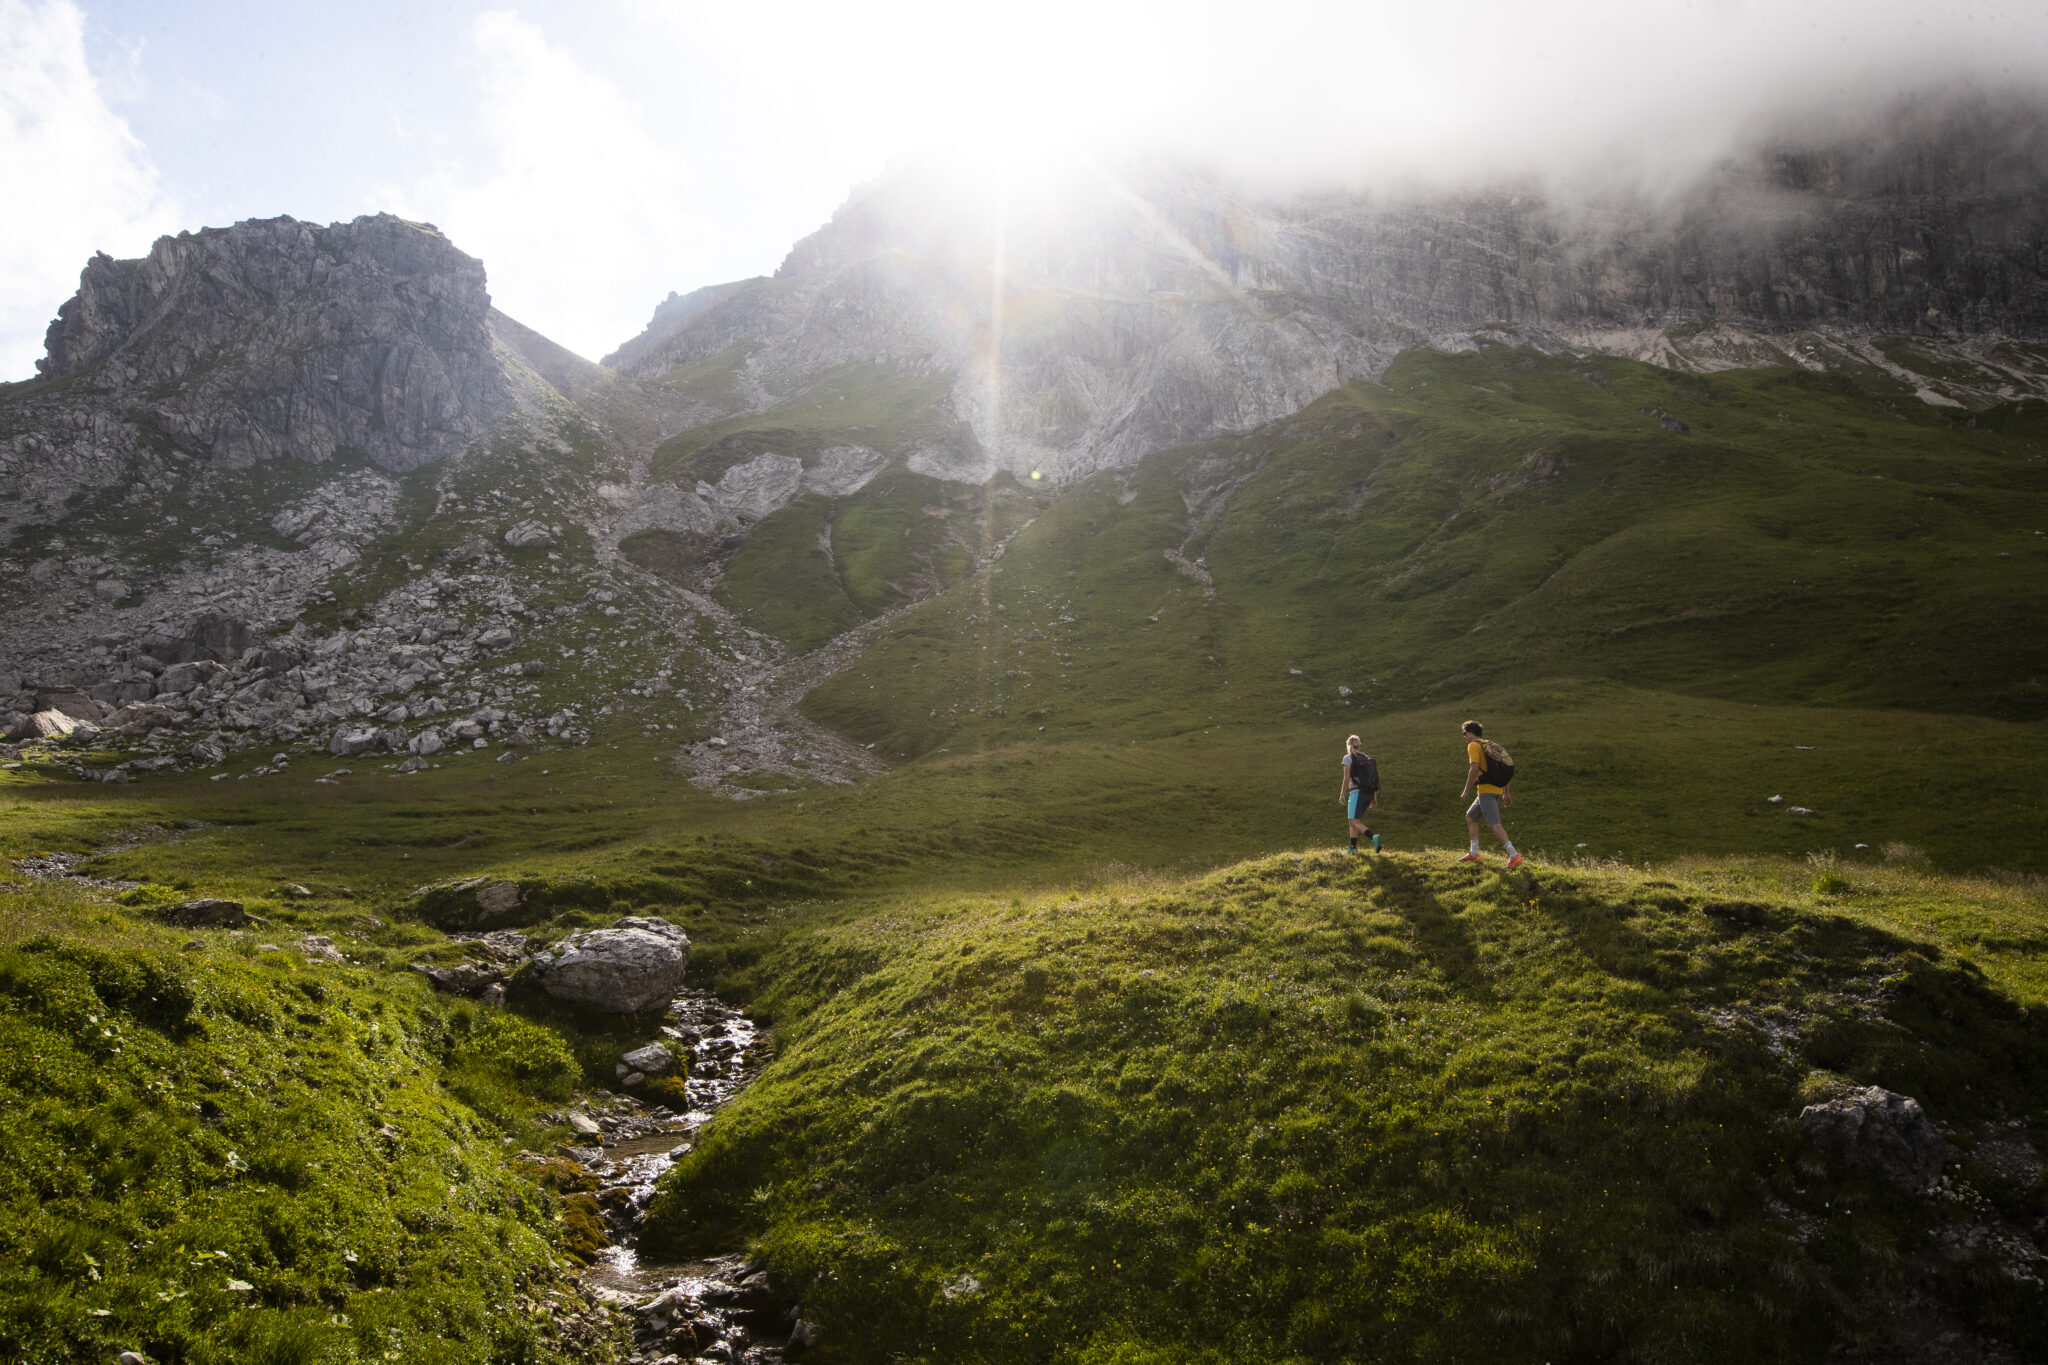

36,212,510,473
606,95,2048,486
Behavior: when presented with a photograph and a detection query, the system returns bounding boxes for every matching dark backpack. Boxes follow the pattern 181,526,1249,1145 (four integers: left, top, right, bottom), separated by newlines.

1478,739,1515,788
1350,753,1379,792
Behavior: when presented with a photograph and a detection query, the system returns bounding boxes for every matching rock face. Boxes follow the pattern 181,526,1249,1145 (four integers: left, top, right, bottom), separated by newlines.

606,93,2048,482
0,207,746,778
1800,1086,1951,1190
530,917,690,1013
37,213,511,473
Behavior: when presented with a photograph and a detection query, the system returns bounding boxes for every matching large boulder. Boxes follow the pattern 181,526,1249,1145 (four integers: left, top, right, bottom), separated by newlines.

620,1043,675,1075
155,660,226,695
161,898,256,928
35,689,105,720
29,709,81,739
503,520,554,549
530,917,689,1013
330,723,381,756
474,880,523,918
1799,1086,1951,1190
108,703,173,733
408,876,549,929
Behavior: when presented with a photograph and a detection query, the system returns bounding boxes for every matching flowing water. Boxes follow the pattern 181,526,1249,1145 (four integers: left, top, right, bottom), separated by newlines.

570,988,804,1363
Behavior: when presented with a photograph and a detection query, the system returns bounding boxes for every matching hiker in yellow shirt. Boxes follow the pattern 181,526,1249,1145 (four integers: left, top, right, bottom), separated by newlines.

1456,719,1521,869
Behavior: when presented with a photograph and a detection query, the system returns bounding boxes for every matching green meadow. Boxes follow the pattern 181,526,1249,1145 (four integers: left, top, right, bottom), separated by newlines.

4,343,2046,1362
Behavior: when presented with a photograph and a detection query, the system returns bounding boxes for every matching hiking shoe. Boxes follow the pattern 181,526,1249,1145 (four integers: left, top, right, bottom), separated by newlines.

1456,852,1482,864
1371,833,1383,853
1343,845,1356,855
1506,853,1523,870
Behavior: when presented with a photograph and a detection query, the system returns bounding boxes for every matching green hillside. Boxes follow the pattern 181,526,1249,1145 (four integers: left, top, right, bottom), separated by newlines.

803,345,2048,767
0,878,614,1365
643,851,2048,1364
627,361,1049,649
3,749,2043,1363
6,339,2048,1363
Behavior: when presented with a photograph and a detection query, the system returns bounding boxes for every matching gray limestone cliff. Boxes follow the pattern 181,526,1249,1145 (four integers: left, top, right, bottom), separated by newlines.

0,213,667,773
606,93,2048,481
37,213,511,473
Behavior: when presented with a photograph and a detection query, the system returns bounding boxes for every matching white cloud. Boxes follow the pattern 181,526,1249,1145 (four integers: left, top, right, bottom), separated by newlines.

384,10,718,362
0,0,180,380
636,0,2048,194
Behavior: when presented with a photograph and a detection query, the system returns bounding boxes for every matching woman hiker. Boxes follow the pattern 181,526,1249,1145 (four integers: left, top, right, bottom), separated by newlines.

1341,734,1381,854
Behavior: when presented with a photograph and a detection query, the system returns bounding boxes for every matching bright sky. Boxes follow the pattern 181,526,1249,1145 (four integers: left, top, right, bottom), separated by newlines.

4,0,2047,378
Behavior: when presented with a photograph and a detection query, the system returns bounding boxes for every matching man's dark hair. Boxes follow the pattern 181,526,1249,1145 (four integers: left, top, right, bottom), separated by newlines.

1462,720,1483,736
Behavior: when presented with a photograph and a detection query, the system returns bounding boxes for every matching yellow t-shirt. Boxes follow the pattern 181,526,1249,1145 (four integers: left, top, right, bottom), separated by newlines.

1468,740,1505,795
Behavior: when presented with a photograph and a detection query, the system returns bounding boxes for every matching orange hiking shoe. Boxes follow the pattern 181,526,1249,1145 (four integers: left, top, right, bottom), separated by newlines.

1506,853,1524,870
1456,852,1483,864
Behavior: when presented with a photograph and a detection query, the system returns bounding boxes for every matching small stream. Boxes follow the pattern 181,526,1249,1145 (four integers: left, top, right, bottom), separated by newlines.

566,988,807,1363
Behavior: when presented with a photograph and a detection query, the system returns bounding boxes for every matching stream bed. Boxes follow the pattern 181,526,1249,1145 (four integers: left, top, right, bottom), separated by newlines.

558,987,812,1364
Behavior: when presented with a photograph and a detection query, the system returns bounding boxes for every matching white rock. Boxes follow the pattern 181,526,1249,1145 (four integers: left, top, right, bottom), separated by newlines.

29,709,80,738
710,453,804,522
474,881,523,917
620,1043,675,1075
503,521,554,548
530,917,691,1013
299,935,343,962
804,444,887,497
330,723,380,757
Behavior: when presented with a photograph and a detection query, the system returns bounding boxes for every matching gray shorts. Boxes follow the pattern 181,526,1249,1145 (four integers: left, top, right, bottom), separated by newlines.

1467,792,1502,825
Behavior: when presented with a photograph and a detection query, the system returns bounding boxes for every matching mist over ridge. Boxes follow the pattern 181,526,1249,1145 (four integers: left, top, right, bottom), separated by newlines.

600,85,2048,489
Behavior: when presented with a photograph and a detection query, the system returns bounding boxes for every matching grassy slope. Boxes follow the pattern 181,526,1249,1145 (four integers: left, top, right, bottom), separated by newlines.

713,470,1040,652
4,729,2046,1362
644,852,2047,1364
8,669,2046,903
0,882,615,1365
804,347,2048,770
637,361,1049,649
647,362,968,486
